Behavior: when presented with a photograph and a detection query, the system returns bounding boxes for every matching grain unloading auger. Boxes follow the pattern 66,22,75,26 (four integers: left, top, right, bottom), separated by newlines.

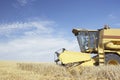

54,25,120,67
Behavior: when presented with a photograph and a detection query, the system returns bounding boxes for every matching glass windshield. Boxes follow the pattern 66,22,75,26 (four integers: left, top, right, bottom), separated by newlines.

77,31,98,52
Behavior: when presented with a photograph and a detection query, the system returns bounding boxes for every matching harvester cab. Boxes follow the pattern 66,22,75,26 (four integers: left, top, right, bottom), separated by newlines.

54,25,120,67
72,29,98,53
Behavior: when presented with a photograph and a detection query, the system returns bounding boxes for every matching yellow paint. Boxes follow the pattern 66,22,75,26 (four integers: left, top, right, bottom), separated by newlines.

59,50,92,64
81,59,95,66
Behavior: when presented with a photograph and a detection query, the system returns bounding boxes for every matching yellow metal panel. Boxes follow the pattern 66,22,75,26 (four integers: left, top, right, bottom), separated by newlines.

116,52,120,55
103,29,120,41
104,29,120,36
99,59,104,62
81,59,95,66
59,51,91,64
99,55,104,57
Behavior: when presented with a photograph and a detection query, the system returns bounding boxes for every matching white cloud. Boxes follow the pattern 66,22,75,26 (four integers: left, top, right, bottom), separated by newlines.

13,0,36,7
0,20,79,62
108,14,117,19
0,20,54,36
17,0,27,6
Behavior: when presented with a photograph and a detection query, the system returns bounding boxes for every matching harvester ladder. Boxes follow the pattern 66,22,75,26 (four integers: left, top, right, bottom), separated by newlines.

98,48,105,65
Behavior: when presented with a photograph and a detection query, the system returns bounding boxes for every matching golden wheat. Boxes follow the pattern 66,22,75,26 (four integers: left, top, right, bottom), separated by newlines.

0,61,120,80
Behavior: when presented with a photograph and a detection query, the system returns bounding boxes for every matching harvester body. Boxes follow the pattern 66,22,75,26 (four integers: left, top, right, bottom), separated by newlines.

55,26,120,66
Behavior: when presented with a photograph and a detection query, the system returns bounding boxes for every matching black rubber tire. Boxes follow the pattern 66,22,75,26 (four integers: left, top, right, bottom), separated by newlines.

105,53,120,65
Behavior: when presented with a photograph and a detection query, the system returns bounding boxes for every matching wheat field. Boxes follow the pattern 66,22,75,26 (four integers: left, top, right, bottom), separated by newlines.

0,61,120,80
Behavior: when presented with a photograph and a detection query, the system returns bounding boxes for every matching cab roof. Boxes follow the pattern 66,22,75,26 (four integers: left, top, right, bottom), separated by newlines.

72,28,97,36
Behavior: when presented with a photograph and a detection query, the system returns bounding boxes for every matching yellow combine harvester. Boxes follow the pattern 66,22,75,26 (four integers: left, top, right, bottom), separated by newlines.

55,25,120,67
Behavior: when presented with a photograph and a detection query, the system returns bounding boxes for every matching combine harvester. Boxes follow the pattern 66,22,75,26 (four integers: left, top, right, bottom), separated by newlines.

55,25,120,67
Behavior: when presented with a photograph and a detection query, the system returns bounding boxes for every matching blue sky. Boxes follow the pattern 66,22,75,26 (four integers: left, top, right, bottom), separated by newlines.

0,0,120,62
